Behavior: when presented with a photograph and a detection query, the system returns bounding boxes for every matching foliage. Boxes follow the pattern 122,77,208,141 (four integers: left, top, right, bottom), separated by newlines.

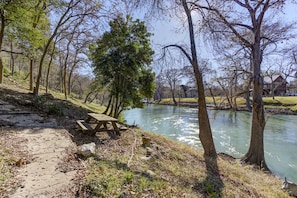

90,15,155,118
1,0,49,56
139,68,156,100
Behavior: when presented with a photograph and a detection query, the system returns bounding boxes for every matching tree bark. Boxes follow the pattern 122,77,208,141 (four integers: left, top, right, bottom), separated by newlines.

182,0,216,157
170,87,177,105
0,57,3,84
45,45,55,93
29,59,34,91
84,91,93,103
208,86,217,109
63,61,67,99
0,13,5,84
103,96,112,115
10,42,15,76
89,93,98,103
68,51,78,96
242,42,268,170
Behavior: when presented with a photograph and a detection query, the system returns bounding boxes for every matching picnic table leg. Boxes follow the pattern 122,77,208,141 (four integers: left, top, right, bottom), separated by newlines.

95,121,104,131
85,116,92,123
112,121,121,136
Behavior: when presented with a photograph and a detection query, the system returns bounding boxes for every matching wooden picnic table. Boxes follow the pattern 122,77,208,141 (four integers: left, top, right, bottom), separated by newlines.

76,113,122,138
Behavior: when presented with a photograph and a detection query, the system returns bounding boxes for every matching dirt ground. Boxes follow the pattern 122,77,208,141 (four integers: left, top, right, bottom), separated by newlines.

0,96,84,197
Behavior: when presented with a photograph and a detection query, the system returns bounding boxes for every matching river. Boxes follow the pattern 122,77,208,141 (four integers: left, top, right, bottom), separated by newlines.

123,104,297,183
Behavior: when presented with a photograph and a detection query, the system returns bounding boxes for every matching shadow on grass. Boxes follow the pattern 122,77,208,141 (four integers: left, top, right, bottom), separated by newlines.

193,156,224,197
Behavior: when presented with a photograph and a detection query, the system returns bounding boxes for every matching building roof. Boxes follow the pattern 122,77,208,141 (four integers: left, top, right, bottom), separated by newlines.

263,75,284,84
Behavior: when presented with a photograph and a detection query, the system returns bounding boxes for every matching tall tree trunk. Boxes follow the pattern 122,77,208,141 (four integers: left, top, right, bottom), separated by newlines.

63,63,67,99
35,37,53,95
103,96,112,114
208,86,217,109
59,65,63,93
89,93,98,103
10,42,15,76
245,90,251,111
171,87,177,105
182,0,216,157
0,13,5,84
63,38,72,99
108,97,114,117
84,91,93,103
29,59,34,91
217,80,233,109
68,51,78,96
68,68,73,96
46,46,55,93
0,57,3,84
242,42,268,170
245,78,252,111
114,93,119,118
232,73,237,111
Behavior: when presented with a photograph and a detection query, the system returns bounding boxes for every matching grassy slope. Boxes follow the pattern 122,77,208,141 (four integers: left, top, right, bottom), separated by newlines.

0,76,292,197
80,130,290,197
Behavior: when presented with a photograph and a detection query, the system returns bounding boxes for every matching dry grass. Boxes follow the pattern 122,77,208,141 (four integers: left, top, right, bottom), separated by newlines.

70,129,290,197
0,129,29,197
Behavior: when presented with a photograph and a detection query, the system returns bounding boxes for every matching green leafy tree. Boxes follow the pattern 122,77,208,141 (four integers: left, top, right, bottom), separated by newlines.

139,68,156,102
90,15,155,118
0,0,27,83
0,0,48,85
18,0,49,91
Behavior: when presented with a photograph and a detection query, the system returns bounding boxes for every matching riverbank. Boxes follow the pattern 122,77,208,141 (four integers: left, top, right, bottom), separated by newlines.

156,98,297,115
0,79,293,197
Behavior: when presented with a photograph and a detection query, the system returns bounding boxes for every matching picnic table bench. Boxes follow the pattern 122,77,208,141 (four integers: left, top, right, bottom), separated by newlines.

76,113,126,138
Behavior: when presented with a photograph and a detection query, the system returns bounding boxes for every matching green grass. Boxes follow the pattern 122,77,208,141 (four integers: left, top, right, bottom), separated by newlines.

159,96,297,111
263,96,297,106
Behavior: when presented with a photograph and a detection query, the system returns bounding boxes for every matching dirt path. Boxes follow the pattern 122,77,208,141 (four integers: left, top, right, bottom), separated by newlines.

0,99,82,197
12,128,78,198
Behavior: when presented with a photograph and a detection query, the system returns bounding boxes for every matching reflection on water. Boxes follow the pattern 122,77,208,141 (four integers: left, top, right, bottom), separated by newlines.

123,104,297,182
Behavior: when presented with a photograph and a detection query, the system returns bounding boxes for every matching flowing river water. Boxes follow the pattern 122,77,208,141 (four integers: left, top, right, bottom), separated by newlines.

123,104,297,183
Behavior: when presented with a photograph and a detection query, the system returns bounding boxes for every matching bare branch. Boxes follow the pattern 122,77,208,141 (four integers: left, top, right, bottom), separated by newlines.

162,44,192,64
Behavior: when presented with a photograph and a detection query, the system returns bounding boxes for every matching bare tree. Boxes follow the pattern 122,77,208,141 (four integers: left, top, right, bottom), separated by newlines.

163,67,183,105
193,0,295,169
166,0,217,157
34,0,102,96
128,0,217,157
154,71,166,101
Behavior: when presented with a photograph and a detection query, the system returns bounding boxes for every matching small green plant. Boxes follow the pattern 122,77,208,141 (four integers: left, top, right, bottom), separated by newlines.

3,68,10,77
139,177,150,190
47,103,62,115
124,171,134,184
205,181,219,198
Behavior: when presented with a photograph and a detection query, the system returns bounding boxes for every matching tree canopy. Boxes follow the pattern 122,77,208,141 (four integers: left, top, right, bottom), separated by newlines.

90,15,155,118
